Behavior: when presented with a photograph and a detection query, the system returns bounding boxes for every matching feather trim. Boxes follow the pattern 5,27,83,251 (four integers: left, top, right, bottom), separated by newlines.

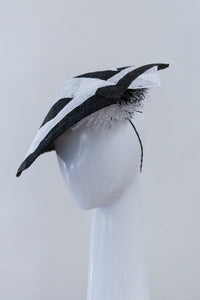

72,88,149,130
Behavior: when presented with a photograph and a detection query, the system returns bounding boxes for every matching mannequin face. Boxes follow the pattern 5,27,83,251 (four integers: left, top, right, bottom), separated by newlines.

54,112,145,210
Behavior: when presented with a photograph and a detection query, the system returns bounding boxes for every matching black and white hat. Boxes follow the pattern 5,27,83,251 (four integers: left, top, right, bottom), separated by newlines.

16,63,169,177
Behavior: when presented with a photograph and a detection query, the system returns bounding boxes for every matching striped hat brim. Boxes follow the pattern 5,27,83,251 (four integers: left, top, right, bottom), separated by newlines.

16,63,169,177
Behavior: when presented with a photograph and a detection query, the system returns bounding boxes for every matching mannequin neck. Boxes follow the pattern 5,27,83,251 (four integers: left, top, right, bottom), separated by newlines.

87,178,150,300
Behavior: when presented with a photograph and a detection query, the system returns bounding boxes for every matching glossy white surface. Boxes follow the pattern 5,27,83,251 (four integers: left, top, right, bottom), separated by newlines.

55,113,144,209
54,112,150,300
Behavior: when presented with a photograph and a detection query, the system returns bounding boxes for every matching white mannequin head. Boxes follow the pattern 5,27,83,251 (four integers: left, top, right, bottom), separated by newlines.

54,112,145,210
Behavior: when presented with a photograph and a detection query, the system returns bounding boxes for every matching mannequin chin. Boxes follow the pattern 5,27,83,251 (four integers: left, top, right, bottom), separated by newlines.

54,112,145,210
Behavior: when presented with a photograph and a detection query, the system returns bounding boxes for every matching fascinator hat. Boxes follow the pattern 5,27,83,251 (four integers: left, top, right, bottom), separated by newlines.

16,63,169,177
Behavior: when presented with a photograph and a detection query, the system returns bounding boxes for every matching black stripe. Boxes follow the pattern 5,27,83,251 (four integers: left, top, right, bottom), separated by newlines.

117,66,131,71
75,66,133,80
75,69,122,80
41,97,73,127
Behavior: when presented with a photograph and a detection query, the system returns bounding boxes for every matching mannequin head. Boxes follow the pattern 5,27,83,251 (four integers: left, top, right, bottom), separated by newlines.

54,112,145,210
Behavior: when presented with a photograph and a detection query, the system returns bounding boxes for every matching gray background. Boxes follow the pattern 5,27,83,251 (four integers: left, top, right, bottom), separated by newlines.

1,0,200,299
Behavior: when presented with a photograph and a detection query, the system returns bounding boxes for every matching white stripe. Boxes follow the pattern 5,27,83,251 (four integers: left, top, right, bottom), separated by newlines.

58,77,88,99
25,79,115,158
